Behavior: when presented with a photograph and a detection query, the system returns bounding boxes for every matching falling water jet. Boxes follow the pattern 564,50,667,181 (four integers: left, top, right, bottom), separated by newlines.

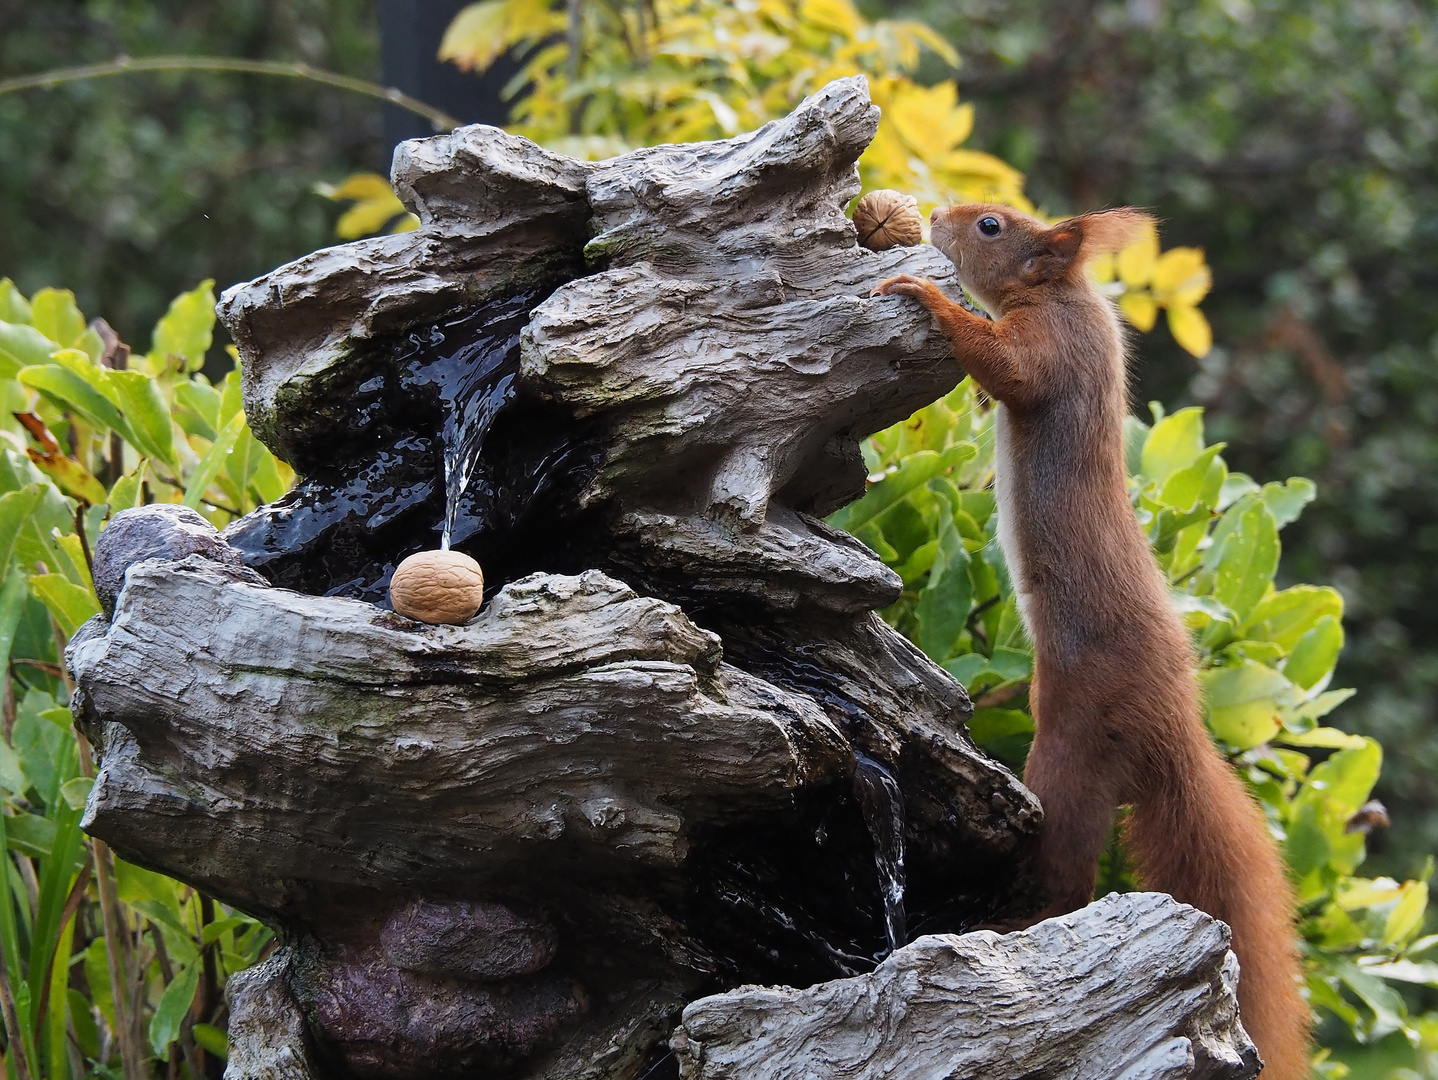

853,753,906,956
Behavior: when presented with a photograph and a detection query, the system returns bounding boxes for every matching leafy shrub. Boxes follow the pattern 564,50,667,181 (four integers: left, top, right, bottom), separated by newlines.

831,380,1438,1066
0,279,287,1078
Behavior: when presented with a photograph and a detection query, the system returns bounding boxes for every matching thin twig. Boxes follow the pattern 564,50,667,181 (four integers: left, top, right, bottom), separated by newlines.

73,505,95,584
0,55,461,130
10,659,64,678
973,681,1029,709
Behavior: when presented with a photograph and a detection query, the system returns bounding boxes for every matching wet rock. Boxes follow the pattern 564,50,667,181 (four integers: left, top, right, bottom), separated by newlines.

380,899,558,982
91,503,257,617
292,934,586,1080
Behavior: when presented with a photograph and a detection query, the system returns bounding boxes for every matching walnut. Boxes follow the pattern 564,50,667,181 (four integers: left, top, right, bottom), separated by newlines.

853,190,924,251
388,550,485,624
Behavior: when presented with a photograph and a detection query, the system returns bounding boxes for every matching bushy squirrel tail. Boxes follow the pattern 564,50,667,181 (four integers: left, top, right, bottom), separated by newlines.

1125,734,1311,1080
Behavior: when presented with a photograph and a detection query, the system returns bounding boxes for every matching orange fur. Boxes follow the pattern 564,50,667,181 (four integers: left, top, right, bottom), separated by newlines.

874,203,1310,1078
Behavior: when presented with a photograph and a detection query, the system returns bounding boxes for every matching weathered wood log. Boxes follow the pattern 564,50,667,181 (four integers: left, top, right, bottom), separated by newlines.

673,892,1261,1080
218,129,593,463
70,556,857,917
69,74,1254,1080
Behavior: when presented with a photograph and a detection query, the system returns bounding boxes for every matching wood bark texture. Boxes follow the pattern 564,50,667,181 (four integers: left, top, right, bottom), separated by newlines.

673,892,1261,1080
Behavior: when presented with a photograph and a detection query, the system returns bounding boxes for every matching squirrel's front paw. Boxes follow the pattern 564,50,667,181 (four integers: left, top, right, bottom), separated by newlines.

871,274,931,299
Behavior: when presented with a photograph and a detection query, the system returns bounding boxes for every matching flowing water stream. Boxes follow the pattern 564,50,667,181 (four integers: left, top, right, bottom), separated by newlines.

853,754,907,957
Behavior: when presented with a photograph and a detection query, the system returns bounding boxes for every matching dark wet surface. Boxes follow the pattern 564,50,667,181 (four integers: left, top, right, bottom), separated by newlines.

225,291,602,605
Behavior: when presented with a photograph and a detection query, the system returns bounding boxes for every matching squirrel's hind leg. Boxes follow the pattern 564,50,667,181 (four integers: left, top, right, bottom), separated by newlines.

1022,723,1122,918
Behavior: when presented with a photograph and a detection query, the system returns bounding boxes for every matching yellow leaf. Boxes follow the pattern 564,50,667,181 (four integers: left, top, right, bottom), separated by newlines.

1337,877,1403,910
439,1,511,72
1153,247,1211,305
391,213,421,234
1116,225,1160,288
1088,252,1116,284
1382,880,1428,946
320,173,395,202
883,20,960,68
800,0,863,38
886,81,972,157
1167,304,1213,357
336,194,408,240
937,149,1025,191
1120,292,1159,333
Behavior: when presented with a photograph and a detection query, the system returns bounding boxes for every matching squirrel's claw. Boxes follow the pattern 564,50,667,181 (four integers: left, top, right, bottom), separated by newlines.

871,274,929,298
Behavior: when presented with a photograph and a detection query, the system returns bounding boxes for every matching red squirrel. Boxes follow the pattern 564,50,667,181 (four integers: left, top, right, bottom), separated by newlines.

873,204,1309,1079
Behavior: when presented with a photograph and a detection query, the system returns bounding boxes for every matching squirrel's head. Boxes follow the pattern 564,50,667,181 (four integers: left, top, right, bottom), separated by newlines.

930,203,1156,315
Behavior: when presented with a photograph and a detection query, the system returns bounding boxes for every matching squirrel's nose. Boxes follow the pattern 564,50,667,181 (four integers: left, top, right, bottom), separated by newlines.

930,208,941,223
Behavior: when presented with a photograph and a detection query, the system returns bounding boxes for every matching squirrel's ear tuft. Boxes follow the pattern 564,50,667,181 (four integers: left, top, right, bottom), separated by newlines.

1027,208,1157,283
1069,207,1158,258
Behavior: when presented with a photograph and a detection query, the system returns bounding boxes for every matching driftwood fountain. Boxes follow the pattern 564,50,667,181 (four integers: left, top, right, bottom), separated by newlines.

67,78,1263,1079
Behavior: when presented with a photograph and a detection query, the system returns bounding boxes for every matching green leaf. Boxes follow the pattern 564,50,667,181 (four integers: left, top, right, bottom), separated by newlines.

827,445,975,533
0,321,60,378
12,689,67,807
1284,616,1343,690
1382,881,1427,947
1317,740,1383,813
1245,586,1344,651
987,645,1033,680
183,411,248,509
59,776,93,811
1334,960,1409,1041
1258,478,1316,528
893,540,937,586
1209,499,1280,621
69,987,101,1061
149,280,216,372
1200,660,1291,749
0,279,33,324
107,466,146,515
101,368,177,466
969,707,1034,742
1157,443,1225,512
3,812,57,858
914,513,972,662
942,653,989,686
1278,724,1365,750
1359,960,1438,987
28,572,101,637
174,380,223,440
201,916,252,946
0,486,44,572
1122,414,1150,476
192,1022,229,1059
1218,473,1259,510
148,963,201,1056
18,361,130,438
1140,406,1205,482
1287,688,1357,728
28,289,86,348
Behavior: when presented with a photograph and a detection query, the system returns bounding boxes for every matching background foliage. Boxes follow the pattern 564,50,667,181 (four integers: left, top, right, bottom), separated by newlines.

0,0,380,356
0,280,285,1077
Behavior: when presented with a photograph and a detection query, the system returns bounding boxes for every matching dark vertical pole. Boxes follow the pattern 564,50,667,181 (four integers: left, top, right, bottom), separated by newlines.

378,0,515,166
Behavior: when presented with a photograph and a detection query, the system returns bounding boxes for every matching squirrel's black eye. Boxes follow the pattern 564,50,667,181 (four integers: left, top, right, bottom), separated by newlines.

977,216,1002,237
